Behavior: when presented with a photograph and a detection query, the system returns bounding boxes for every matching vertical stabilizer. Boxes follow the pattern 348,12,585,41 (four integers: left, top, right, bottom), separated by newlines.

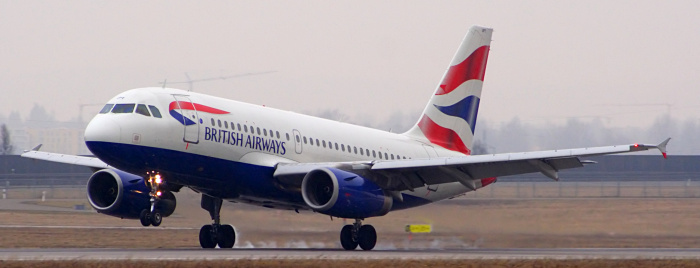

403,25,493,155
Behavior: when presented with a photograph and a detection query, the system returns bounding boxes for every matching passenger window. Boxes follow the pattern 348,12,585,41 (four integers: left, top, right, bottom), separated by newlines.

148,105,162,118
111,103,135,113
359,147,363,155
135,104,151,116
335,143,339,150
264,129,268,136
295,135,300,142
99,104,114,114
354,147,357,154
385,153,388,159
316,139,320,146
303,136,307,144
309,138,314,146
218,120,222,127
237,124,241,131
286,133,290,141
372,150,376,157
366,149,370,156
256,127,261,135
211,118,215,126
322,140,326,148
276,131,280,139
341,144,345,152
225,121,229,129
391,154,394,160
244,125,248,132
378,152,382,159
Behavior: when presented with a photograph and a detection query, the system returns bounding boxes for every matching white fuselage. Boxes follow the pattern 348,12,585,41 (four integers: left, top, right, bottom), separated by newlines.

84,87,476,210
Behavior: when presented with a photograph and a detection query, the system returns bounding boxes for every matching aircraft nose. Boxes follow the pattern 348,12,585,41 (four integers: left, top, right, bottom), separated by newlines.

84,116,121,144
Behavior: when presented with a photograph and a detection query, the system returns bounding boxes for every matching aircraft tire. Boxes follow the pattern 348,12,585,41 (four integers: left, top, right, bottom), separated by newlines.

217,224,235,248
139,209,151,227
150,211,162,226
340,225,358,250
358,225,377,251
199,225,216,248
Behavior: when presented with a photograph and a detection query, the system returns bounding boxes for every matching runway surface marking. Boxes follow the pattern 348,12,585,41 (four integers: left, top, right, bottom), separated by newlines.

0,225,197,230
3,248,700,260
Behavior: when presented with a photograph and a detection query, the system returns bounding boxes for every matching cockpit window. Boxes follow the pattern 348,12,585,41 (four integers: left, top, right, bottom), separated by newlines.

111,104,135,113
99,104,114,114
148,105,162,118
135,104,151,117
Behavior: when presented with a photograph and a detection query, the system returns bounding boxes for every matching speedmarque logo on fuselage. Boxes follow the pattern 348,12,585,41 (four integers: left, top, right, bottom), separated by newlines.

167,101,287,155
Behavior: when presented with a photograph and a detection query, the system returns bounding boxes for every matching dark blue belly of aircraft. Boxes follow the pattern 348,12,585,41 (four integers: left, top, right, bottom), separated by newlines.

85,141,304,204
85,141,432,212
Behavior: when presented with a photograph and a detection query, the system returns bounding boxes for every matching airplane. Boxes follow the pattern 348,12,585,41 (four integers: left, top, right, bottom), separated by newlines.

21,25,670,250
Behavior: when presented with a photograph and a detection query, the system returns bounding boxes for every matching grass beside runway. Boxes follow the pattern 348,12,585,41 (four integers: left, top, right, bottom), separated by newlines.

4,259,700,268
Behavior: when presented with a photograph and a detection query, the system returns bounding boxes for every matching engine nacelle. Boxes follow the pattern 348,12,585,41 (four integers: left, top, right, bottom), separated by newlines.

301,167,392,219
87,169,176,219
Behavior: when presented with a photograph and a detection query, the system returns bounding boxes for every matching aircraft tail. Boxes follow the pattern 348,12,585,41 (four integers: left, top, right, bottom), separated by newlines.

403,25,493,155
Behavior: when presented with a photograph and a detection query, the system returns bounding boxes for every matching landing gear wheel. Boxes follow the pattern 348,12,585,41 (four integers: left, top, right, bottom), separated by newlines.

150,211,162,227
199,225,216,248
217,224,236,248
340,225,358,250
358,225,377,251
139,209,151,227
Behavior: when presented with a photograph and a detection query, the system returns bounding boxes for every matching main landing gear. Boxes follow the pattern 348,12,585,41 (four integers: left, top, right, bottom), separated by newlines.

340,219,377,250
140,173,164,227
198,195,236,248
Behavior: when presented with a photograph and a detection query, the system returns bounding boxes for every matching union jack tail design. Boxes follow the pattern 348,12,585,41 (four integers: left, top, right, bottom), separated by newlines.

404,26,493,155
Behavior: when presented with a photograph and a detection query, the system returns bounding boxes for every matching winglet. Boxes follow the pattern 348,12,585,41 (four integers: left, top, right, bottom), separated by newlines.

657,138,671,159
24,144,42,153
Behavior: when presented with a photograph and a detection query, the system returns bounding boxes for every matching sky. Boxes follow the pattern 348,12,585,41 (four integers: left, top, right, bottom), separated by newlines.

1,1,699,129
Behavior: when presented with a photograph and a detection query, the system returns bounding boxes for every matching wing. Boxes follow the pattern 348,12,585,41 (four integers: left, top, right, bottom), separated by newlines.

20,144,111,169
274,138,670,192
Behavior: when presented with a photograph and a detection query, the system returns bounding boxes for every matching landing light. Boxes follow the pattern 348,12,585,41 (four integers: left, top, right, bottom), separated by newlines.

155,175,162,184
156,191,162,197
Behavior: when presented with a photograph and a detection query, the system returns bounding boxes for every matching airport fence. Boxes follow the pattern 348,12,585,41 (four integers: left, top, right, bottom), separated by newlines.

467,180,700,199
4,178,700,200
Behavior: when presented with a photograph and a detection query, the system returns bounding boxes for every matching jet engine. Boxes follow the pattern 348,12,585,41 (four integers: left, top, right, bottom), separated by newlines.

86,169,176,219
301,167,392,219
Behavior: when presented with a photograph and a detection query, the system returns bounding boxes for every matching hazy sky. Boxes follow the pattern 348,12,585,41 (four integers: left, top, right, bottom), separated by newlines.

1,1,699,128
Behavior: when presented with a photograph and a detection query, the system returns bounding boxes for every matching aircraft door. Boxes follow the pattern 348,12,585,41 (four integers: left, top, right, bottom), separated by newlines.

292,129,302,154
172,95,200,144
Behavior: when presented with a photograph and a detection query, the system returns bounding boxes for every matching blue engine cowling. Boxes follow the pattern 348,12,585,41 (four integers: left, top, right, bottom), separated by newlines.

86,169,176,219
301,167,392,219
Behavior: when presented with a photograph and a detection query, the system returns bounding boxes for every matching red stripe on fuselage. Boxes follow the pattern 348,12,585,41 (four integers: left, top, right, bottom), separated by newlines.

417,115,471,155
168,101,230,114
435,46,490,96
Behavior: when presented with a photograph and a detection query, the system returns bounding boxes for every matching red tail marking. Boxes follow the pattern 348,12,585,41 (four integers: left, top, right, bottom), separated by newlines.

436,46,490,96
417,115,471,155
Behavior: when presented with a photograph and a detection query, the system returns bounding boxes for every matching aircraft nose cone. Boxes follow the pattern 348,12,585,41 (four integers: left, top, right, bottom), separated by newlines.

84,116,121,144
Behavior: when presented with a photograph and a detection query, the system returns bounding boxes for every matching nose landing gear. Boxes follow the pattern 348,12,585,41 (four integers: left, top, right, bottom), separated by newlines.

340,219,377,250
139,173,165,227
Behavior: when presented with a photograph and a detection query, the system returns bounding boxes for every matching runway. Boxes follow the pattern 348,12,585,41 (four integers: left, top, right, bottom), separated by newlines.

2,248,700,260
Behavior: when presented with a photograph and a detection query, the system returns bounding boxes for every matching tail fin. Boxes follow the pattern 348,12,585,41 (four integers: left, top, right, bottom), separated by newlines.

403,25,493,155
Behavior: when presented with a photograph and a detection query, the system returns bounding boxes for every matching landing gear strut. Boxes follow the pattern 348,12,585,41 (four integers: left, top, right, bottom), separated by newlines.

340,219,377,250
140,173,165,227
199,194,236,248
